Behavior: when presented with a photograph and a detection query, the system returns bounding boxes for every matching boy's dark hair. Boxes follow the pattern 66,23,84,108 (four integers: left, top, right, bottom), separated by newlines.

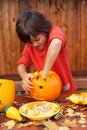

16,10,52,43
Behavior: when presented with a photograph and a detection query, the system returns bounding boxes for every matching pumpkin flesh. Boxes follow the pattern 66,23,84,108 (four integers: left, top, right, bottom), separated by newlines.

68,92,87,105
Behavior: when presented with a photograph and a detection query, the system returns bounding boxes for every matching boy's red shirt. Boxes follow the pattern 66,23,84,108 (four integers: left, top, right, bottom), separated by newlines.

16,25,77,92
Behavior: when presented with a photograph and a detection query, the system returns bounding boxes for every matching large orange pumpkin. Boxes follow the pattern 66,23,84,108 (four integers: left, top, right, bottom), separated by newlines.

0,79,15,112
29,71,62,101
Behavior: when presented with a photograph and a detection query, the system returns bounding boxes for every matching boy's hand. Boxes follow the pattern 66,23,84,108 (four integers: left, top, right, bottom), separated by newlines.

22,73,34,92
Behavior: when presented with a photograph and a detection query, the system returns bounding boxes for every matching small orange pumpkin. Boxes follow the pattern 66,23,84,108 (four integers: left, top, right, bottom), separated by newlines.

29,71,62,101
0,79,15,112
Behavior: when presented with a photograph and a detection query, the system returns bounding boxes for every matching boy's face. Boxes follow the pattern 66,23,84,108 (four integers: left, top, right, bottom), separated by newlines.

30,34,47,50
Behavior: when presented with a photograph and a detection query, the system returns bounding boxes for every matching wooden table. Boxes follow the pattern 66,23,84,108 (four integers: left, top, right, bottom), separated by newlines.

0,92,87,130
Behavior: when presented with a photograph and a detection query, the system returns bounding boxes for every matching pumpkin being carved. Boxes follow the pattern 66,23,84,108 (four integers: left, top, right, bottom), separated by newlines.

0,79,15,112
29,71,62,101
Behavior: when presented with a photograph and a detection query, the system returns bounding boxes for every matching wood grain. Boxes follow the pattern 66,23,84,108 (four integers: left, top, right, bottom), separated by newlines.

0,0,87,76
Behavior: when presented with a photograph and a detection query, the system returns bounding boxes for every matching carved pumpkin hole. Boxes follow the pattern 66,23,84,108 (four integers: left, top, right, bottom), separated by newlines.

0,100,4,104
44,78,46,81
39,86,43,89
0,83,2,86
36,76,39,80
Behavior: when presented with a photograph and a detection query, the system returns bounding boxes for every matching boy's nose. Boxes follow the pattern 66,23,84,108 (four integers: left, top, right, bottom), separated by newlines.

33,42,39,47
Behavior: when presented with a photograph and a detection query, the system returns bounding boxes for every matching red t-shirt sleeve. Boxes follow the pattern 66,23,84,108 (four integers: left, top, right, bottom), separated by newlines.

49,26,67,49
16,44,32,68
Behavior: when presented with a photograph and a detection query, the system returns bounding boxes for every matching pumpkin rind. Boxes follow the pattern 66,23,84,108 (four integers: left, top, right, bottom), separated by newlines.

29,71,62,101
0,79,15,112
68,92,87,105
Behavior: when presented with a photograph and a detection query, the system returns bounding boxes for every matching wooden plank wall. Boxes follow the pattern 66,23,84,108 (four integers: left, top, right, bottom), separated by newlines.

0,0,87,76
0,0,20,74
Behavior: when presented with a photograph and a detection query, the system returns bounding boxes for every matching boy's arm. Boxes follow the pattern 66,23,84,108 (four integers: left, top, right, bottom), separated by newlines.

17,64,28,80
42,38,62,77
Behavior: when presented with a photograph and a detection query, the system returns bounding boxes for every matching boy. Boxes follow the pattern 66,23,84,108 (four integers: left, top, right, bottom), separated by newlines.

16,10,77,93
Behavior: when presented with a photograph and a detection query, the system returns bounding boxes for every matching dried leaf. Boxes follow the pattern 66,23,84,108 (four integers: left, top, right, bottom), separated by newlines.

59,126,70,130
80,106,87,111
16,122,33,128
42,119,59,130
81,124,86,127
62,119,77,127
43,127,49,130
75,112,87,118
78,118,86,124
71,105,79,110
16,120,42,128
66,108,86,118
66,108,74,117
4,120,16,129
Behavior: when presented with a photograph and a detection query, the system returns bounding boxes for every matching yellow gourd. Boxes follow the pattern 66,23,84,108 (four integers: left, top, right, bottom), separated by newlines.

3,105,25,122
